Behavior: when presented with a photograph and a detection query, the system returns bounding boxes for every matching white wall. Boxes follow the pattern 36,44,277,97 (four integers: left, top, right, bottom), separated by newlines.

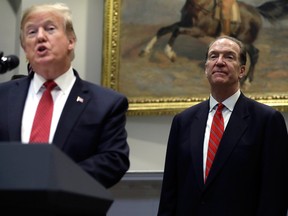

0,0,19,81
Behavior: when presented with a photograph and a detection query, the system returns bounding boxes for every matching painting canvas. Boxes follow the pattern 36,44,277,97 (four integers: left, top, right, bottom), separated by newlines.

102,0,288,115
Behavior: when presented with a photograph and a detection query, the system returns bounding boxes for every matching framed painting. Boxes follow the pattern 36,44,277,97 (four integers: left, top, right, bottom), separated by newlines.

102,0,288,115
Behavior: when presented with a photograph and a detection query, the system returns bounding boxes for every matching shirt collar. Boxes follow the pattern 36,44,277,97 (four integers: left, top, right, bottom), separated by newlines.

209,89,241,112
31,67,75,94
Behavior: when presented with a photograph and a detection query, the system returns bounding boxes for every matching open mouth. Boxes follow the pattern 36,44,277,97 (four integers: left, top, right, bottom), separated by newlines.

37,45,47,54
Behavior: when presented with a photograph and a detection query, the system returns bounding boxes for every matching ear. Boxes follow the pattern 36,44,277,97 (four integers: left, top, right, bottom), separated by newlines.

203,61,208,76
239,65,246,79
67,36,76,51
204,63,209,77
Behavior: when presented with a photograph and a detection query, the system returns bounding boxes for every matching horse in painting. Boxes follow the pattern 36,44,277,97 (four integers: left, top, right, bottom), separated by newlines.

139,0,288,85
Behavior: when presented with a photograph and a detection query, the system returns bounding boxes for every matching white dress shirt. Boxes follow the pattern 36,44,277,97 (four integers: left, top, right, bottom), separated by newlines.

203,89,241,178
21,67,76,143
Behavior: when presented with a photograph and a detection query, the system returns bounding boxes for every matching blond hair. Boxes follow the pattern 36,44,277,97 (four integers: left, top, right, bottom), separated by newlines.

20,3,77,60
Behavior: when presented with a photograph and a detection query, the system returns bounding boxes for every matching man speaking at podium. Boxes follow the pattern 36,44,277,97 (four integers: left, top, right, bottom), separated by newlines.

0,3,130,189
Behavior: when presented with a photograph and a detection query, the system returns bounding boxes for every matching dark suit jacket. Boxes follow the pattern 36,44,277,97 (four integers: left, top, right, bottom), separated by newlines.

0,70,130,188
158,93,288,216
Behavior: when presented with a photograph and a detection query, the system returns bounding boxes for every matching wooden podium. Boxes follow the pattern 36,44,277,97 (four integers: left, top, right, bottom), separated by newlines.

0,143,113,215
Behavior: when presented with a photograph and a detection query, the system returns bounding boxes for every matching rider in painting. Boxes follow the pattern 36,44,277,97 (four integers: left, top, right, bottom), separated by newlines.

215,0,241,35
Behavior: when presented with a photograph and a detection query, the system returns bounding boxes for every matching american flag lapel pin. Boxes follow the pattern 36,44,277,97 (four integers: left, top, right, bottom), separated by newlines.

76,96,84,103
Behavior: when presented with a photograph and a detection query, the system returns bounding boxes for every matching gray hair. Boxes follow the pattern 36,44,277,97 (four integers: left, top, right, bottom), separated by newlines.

205,36,247,66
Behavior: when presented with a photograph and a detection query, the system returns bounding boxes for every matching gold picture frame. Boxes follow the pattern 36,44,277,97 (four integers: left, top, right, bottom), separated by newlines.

102,0,288,116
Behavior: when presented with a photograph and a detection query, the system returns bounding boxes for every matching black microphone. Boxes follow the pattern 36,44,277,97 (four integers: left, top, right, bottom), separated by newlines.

0,51,20,74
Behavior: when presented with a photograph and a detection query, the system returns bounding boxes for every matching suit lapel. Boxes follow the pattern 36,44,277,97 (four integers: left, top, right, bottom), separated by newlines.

53,75,90,149
205,94,249,185
190,101,210,189
8,78,31,140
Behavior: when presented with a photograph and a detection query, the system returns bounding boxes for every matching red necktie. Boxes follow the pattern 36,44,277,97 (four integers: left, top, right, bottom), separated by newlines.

205,103,224,181
29,81,57,143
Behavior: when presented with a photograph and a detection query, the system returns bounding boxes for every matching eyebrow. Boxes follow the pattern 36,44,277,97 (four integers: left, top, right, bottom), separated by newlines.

208,50,236,55
25,19,57,29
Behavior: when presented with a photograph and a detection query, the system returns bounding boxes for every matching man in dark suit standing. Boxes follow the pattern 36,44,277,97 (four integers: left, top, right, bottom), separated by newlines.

157,36,288,216
0,3,129,189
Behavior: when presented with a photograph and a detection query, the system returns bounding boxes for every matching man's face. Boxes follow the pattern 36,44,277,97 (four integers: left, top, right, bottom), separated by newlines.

21,11,75,76
205,38,245,88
